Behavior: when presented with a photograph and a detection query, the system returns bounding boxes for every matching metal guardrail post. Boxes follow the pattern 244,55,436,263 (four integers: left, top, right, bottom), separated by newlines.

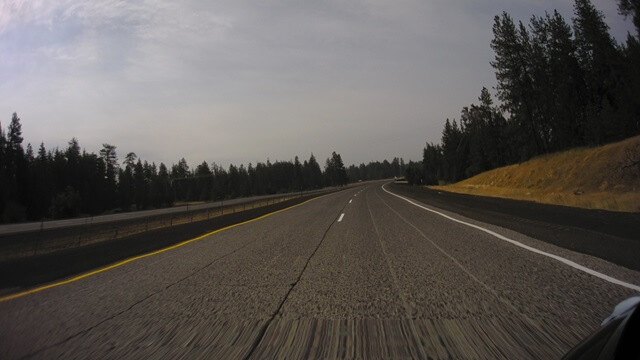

79,221,85,247
33,237,39,256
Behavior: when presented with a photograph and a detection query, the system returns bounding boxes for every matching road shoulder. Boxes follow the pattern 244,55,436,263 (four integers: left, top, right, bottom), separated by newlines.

388,183,640,271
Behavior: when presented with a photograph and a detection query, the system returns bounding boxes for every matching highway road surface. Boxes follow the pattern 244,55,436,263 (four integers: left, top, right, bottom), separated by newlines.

1,182,639,359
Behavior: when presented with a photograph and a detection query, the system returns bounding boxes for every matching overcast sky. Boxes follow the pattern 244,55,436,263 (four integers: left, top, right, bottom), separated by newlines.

0,0,635,168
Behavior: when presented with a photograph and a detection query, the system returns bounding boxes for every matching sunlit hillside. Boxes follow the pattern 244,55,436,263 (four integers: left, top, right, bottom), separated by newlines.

430,136,640,212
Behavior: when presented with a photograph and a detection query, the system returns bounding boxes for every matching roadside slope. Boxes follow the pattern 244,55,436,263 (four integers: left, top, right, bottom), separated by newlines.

431,136,640,212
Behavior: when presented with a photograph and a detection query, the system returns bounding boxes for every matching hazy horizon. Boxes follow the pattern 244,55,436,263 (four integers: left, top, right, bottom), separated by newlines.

1,0,635,168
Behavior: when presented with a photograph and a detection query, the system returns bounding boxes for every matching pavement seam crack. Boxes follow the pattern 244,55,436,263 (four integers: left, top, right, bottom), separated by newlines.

243,193,353,360
165,223,285,290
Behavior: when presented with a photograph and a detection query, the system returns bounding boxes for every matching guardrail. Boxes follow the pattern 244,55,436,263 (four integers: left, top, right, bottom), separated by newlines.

0,189,334,263
0,189,328,236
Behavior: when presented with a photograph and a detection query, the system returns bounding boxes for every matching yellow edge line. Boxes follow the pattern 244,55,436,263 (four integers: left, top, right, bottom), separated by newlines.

0,193,330,303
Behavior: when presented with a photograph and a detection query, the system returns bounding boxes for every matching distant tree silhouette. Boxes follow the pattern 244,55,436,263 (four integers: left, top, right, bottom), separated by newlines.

2,113,28,222
324,152,348,186
345,157,408,182
99,144,118,210
422,143,443,185
119,152,136,210
304,154,324,189
0,123,365,223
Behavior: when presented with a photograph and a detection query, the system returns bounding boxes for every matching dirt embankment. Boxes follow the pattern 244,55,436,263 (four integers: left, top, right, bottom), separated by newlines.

431,136,640,212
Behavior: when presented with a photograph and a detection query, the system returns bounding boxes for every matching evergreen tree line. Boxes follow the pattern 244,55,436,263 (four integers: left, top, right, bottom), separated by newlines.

0,114,348,223
414,0,640,185
346,158,408,181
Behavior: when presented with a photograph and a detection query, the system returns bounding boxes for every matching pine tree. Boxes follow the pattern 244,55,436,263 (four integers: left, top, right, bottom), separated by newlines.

0,121,6,220
325,151,347,186
440,119,467,182
65,138,81,191
119,152,137,210
621,34,640,134
7,113,23,151
544,11,589,148
618,0,640,36
293,156,303,190
491,13,545,157
228,164,240,199
306,154,323,189
153,163,173,207
422,143,443,185
99,144,118,209
3,113,29,221
461,87,508,177
573,0,626,143
133,159,147,209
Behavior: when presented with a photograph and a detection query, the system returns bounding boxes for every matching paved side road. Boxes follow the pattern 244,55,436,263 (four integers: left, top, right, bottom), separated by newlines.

1,182,638,359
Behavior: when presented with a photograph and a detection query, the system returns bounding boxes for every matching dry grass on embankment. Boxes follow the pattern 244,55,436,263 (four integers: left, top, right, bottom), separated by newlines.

430,136,640,213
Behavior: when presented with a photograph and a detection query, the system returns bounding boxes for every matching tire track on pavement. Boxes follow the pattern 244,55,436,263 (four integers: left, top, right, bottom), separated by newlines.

365,190,428,359
373,187,565,350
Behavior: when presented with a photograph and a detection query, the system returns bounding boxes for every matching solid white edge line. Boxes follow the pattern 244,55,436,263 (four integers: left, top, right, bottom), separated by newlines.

381,184,640,292
338,213,345,222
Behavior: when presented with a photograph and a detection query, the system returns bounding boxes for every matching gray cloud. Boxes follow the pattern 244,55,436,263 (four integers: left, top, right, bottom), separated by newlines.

0,0,635,168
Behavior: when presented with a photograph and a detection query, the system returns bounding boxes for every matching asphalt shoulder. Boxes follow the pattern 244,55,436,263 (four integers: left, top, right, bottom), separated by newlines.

388,184,640,271
0,193,330,292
